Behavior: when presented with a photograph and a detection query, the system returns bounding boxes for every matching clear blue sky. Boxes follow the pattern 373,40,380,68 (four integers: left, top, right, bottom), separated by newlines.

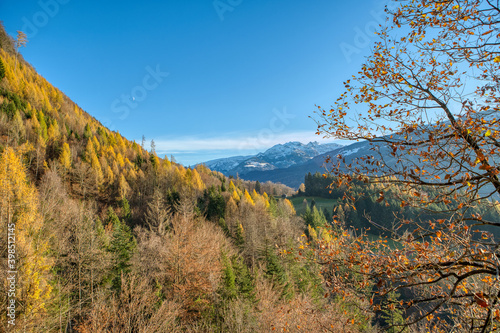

1,0,391,165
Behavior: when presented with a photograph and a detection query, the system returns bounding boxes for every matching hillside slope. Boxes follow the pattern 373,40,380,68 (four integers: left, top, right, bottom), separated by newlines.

0,25,369,332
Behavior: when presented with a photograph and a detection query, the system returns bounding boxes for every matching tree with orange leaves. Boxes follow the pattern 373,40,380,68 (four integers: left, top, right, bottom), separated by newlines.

315,0,500,331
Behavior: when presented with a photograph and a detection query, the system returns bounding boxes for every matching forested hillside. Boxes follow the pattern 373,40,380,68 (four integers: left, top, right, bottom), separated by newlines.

300,172,500,237
0,24,373,332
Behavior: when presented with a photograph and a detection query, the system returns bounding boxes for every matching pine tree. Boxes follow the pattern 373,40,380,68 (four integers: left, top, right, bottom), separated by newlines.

255,180,261,194
106,207,136,291
120,197,131,222
232,255,255,301
235,223,245,247
303,206,326,230
150,153,160,169
218,217,230,235
221,252,237,299
199,186,226,221
264,247,293,300
323,207,331,224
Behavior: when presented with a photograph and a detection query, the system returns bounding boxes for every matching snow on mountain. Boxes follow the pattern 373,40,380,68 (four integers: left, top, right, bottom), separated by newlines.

201,155,251,174
200,141,343,176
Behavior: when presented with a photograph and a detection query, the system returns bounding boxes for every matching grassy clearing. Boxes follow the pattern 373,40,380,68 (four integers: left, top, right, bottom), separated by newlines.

289,196,338,216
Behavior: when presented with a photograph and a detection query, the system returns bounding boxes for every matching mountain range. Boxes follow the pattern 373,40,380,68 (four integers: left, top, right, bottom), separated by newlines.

203,110,499,191
201,141,352,188
200,141,342,183
201,139,401,189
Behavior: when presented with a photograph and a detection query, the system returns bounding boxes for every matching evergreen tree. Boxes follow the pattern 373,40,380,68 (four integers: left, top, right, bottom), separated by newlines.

234,223,245,248
255,180,261,194
232,255,255,301
323,207,331,224
218,217,230,236
166,188,181,213
303,206,326,230
380,290,406,333
199,186,226,221
310,198,316,209
0,58,5,79
120,197,131,222
150,152,159,169
83,123,92,140
220,177,226,192
2,101,16,119
106,207,136,291
221,252,237,299
264,247,293,300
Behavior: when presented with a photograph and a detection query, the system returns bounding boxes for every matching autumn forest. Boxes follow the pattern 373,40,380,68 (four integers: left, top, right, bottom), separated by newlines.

1,0,500,332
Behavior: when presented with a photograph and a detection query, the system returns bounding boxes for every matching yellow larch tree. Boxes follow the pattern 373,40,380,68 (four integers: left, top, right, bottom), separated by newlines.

91,136,101,155
59,142,71,170
190,169,205,191
115,152,125,168
47,119,60,141
84,139,95,162
251,189,259,201
262,192,270,209
105,165,114,184
228,180,236,192
0,147,52,330
127,167,137,182
90,153,103,182
85,140,103,181
118,173,131,199
232,190,240,203
283,199,295,215
115,132,125,153
161,156,172,169
243,190,255,206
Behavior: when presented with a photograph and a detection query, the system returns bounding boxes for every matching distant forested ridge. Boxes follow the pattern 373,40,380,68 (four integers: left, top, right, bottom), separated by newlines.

301,172,500,237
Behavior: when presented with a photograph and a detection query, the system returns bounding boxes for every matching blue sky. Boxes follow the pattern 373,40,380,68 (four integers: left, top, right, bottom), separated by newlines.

1,0,391,165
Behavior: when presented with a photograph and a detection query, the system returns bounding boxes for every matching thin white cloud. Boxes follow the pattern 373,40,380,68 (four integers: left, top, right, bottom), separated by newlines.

153,131,338,154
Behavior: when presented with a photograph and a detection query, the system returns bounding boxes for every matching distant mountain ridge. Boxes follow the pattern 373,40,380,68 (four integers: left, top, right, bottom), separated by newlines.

241,140,375,188
201,141,342,177
203,138,409,189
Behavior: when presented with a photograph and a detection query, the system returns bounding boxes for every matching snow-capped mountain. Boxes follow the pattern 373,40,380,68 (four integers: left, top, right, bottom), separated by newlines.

201,141,342,176
203,111,500,189
198,155,252,174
